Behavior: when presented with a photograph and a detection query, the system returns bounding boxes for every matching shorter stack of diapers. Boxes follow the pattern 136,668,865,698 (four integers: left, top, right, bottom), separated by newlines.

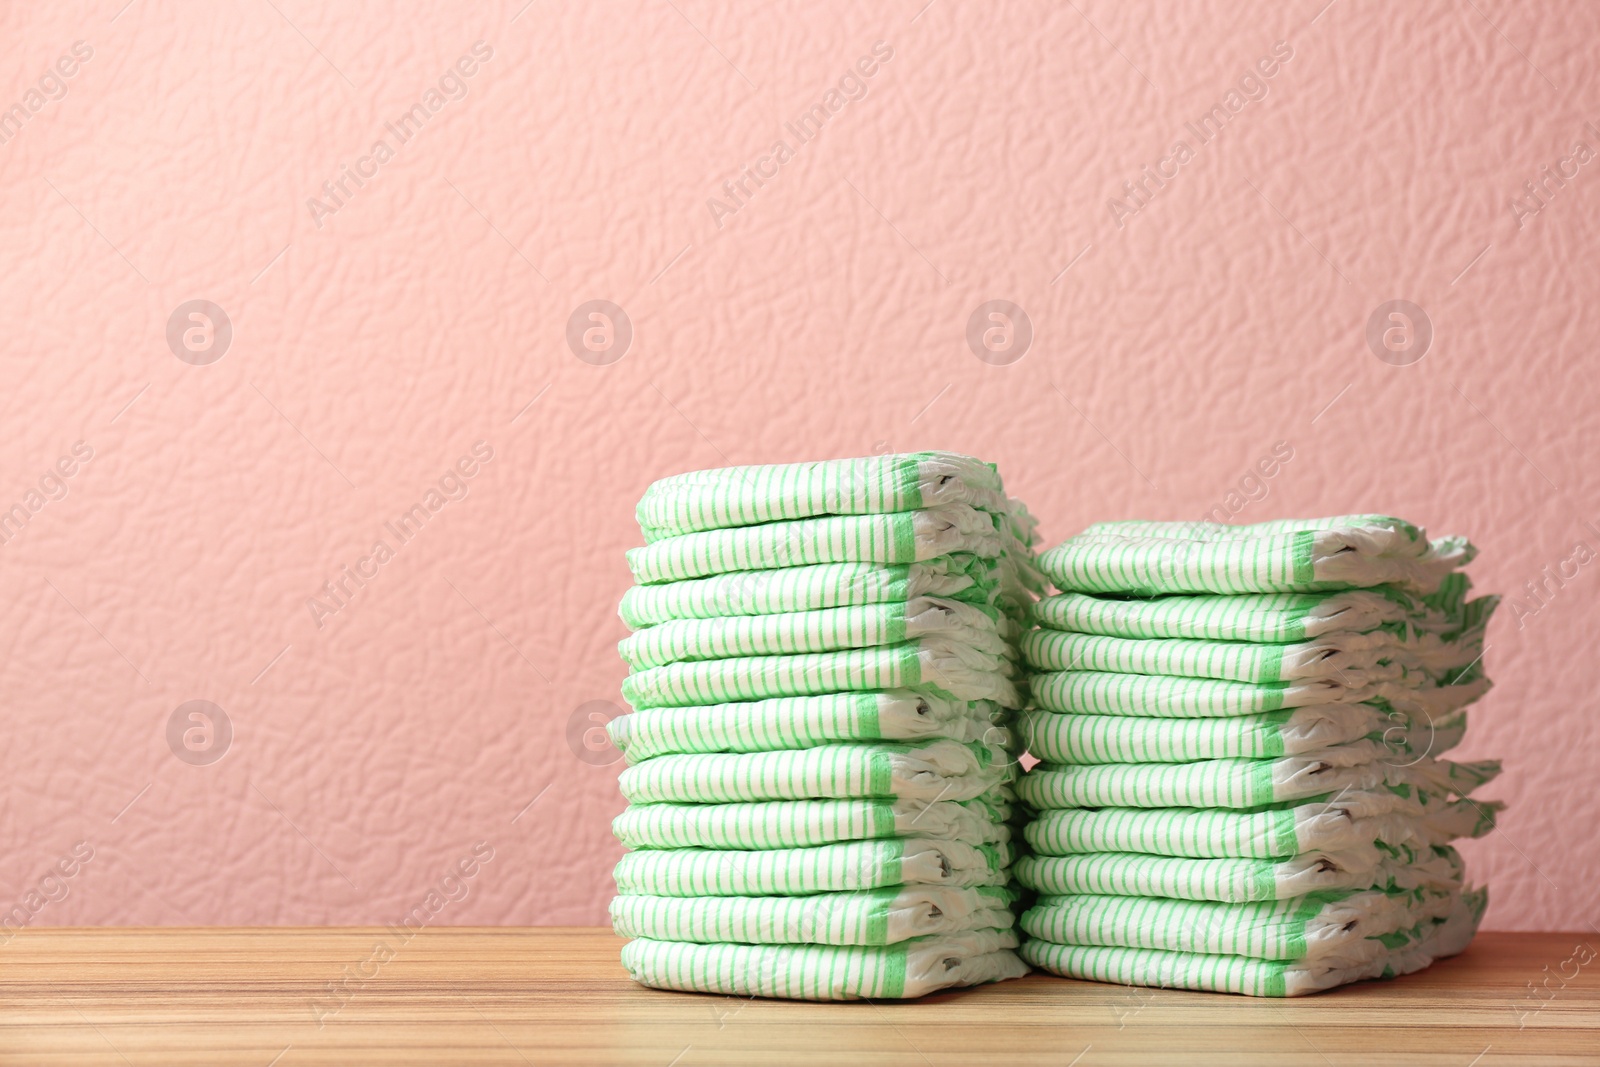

607,453,1043,999
1016,516,1503,996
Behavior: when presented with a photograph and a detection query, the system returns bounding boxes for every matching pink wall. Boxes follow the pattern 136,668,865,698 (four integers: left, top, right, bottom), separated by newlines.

2,0,1596,933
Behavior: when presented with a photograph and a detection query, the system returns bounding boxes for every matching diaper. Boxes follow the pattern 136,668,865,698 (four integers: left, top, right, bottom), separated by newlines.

619,557,1008,628
634,452,1021,540
611,886,1016,945
611,691,1008,762
1022,795,1499,860
1030,668,1489,719
622,640,1022,708
1021,887,1461,960
614,794,1014,850
613,837,1012,896
1013,844,1466,903
1020,705,1400,763
1016,752,1499,812
617,739,1014,805
1021,628,1484,687
1019,887,1487,996
1030,573,1493,644
628,505,1032,585
620,929,1029,999
1040,516,1474,597
621,596,1012,669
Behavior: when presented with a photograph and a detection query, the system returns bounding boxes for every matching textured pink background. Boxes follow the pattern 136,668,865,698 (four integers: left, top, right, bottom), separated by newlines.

2,0,1596,933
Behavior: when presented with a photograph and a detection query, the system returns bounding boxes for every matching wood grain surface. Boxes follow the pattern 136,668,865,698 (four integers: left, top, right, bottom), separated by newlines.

0,928,1595,1065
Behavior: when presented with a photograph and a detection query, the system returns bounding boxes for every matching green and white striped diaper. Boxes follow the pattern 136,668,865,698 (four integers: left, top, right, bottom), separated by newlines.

619,557,1009,628
1029,668,1487,719
620,596,1011,669
1020,888,1457,961
622,639,1021,708
1029,574,1492,644
613,794,1013,850
628,505,1024,585
635,452,1016,540
620,929,1029,1000
1032,886,1465,959
610,691,1007,763
1040,516,1474,597
1013,843,1465,904
1023,794,1498,861
1020,628,1482,687
1016,754,1499,812
614,838,1012,896
617,739,1012,805
1020,705,1391,763
1019,886,1487,996
611,886,1016,946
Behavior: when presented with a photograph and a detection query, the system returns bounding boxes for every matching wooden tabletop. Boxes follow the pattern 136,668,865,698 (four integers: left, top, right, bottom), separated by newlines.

1,928,1594,1065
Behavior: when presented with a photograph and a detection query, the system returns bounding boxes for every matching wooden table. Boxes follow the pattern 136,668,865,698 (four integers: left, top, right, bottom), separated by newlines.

1,929,1594,1065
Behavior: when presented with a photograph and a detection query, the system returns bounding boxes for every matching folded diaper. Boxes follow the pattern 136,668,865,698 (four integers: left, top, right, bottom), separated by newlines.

611,691,1008,762
620,929,1029,1000
1021,627,1483,687
628,505,1021,585
619,557,1009,628
634,452,1018,541
611,886,1016,945
622,639,1022,709
1040,516,1474,597
1023,795,1499,860
1030,573,1492,644
1019,887,1487,996
614,838,1012,896
1024,708,1467,766
1030,668,1489,719
618,739,1012,805
1013,843,1465,903
1017,751,1499,812
1021,887,1461,960
620,596,1012,669
613,794,1013,850
1020,705,1402,763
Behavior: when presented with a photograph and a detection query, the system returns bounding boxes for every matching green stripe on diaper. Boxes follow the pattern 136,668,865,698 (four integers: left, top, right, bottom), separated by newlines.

1291,529,1316,587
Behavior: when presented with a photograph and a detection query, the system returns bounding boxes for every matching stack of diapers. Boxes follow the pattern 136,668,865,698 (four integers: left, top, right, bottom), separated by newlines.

1015,515,1504,996
607,453,1045,999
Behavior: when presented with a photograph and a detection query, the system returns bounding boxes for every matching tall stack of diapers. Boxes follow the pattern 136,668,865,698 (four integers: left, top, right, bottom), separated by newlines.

1016,516,1503,996
607,453,1044,1000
